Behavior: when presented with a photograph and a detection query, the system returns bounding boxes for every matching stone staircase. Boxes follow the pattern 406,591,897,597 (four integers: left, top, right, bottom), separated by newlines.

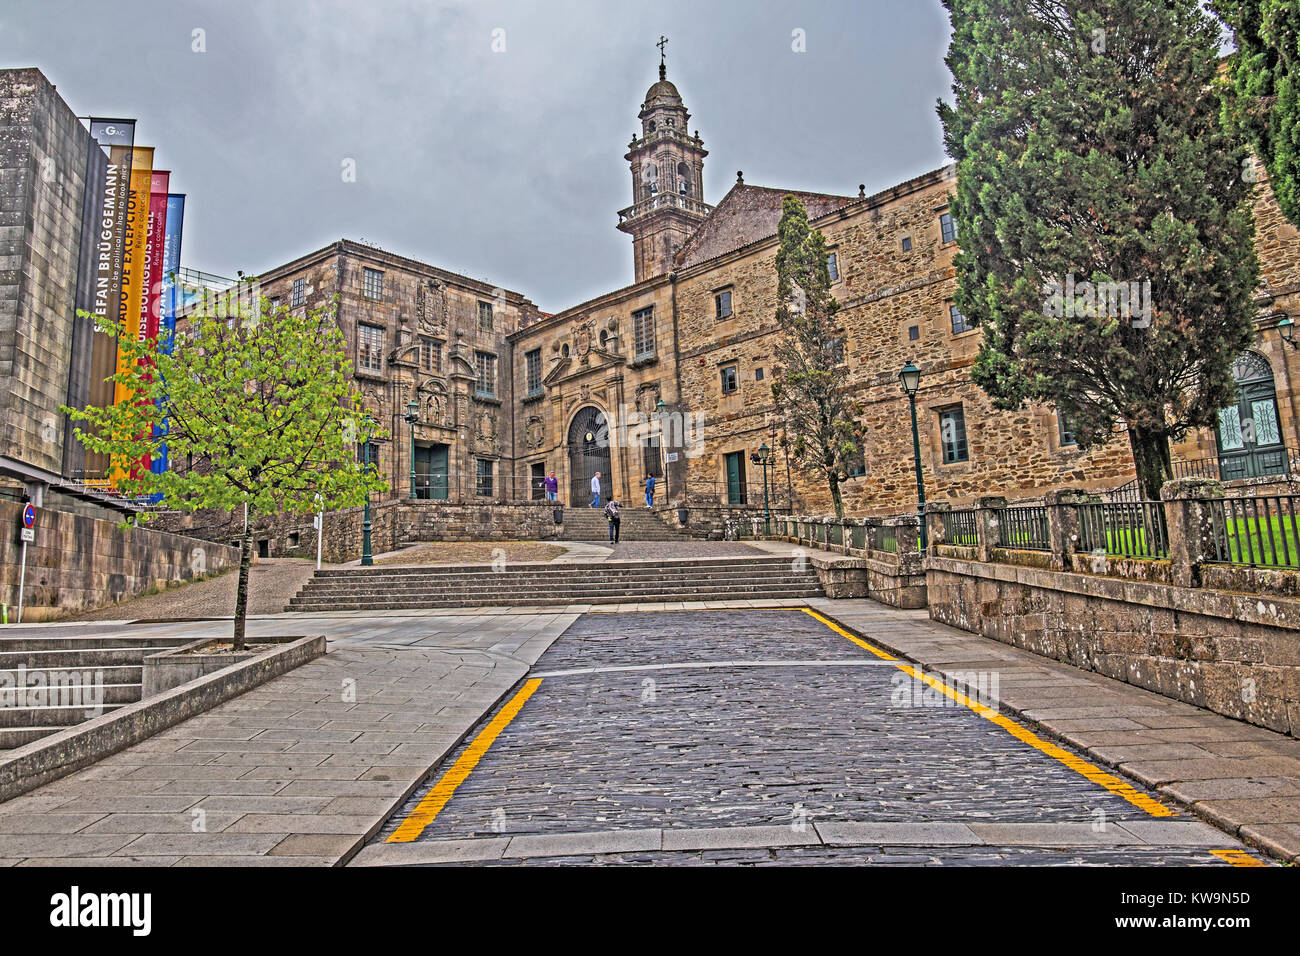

286,555,823,611
560,506,686,541
0,633,193,750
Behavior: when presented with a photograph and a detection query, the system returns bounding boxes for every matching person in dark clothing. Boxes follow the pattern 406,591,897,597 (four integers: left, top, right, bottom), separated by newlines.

645,472,656,509
604,499,621,543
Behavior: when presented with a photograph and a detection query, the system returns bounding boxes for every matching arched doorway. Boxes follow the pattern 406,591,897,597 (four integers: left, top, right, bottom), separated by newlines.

1215,350,1288,480
568,406,611,506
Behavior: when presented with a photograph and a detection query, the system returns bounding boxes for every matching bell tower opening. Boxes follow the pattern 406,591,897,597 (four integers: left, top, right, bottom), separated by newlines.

616,38,712,284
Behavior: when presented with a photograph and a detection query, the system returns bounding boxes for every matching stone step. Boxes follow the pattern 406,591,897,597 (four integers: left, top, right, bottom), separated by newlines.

0,647,184,669
286,588,823,611
0,665,143,685
0,726,71,749
0,691,138,725
314,556,797,578
0,635,191,652
294,578,820,601
288,582,822,605
298,567,810,589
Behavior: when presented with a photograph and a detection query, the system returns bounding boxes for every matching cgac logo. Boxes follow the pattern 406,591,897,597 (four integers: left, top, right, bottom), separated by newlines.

50,886,151,936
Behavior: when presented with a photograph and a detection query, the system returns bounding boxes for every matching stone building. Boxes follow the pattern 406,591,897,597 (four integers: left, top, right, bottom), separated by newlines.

175,61,1300,533
0,69,97,498
507,64,1300,517
229,239,542,504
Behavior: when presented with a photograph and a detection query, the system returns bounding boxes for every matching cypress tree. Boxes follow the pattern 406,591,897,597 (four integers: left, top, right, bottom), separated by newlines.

939,0,1261,500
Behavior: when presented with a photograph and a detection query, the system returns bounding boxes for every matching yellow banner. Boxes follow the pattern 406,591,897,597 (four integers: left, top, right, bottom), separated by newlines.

110,146,154,481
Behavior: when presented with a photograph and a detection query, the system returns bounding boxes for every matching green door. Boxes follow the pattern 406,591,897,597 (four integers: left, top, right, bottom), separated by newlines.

415,444,449,500
724,451,747,505
1216,352,1287,481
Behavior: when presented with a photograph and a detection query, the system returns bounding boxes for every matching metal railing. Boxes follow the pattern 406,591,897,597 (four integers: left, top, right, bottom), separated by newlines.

1077,501,1169,559
996,506,1051,551
1206,494,1300,568
871,523,898,553
942,509,979,546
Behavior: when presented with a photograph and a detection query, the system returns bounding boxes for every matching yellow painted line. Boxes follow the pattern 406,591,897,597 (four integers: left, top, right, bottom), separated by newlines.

1211,848,1271,867
806,609,1178,819
801,608,898,661
387,678,543,844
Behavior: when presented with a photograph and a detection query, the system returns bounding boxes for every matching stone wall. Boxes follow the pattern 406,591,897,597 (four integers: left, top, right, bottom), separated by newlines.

0,69,93,475
0,500,238,621
926,555,1300,738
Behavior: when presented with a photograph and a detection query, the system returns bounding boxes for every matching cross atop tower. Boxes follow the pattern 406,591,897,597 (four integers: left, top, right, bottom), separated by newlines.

657,35,668,80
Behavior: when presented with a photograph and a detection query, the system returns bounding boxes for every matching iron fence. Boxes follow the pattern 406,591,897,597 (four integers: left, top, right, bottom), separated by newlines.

942,509,979,546
1077,501,1169,559
996,506,1051,551
1206,494,1300,568
871,523,898,553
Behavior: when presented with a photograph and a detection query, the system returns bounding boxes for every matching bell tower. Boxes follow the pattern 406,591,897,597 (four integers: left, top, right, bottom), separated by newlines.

616,39,711,283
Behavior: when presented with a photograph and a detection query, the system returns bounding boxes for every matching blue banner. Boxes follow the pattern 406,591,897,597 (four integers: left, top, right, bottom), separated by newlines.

152,193,185,479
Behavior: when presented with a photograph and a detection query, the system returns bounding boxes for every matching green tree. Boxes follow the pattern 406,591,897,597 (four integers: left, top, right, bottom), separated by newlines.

769,195,864,519
1217,1,1300,226
65,288,387,649
939,0,1261,500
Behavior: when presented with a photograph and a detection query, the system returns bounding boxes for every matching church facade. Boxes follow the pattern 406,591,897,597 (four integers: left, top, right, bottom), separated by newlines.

226,63,1300,526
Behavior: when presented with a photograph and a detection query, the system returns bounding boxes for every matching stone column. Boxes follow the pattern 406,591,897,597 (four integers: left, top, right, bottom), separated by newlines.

925,501,949,553
976,496,1006,563
1045,488,1091,571
889,514,923,574
1161,476,1226,588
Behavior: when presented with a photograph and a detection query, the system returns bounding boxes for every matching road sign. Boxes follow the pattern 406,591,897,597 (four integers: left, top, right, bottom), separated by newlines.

20,527,34,543
22,504,35,528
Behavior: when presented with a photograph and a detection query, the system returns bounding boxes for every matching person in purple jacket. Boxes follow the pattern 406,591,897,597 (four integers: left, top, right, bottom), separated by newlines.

544,471,558,502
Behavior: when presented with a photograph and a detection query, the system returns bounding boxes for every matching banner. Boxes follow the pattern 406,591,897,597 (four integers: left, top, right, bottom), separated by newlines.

134,170,169,477
82,119,136,480
112,145,153,408
154,194,185,477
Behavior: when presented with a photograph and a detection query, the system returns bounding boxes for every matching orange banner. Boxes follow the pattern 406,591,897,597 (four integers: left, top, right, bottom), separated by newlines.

113,146,153,407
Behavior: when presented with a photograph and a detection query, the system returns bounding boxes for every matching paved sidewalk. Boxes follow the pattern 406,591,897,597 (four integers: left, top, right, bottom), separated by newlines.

810,599,1300,863
0,611,578,866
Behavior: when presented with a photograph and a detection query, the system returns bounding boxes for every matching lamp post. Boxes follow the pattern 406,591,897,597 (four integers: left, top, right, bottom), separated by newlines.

1278,315,1295,348
750,443,775,535
361,416,375,567
655,398,668,495
405,398,419,499
899,361,927,552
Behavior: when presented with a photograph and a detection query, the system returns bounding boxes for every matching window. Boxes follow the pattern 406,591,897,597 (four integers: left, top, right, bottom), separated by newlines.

825,336,845,364
720,365,738,394
715,290,733,320
940,407,969,463
827,252,839,282
478,300,493,331
643,436,663,478
633,307,655,360
755,367,764,381
561,342,570,358
291,278,304,308
356,441,380,468
901,236,912,252
908,325,920,341
475,458,494,497
846,449,866,478
950,303,974,335
363,267,383,300
1058,412,1077,447
474,351,496,398
420,338,440,373
358,324,384,373
525,348,543,397
269,297,281,314
940,212,956,244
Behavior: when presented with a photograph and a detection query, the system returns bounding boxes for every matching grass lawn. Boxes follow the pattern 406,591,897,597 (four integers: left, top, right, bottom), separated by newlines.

1220,514,1300,567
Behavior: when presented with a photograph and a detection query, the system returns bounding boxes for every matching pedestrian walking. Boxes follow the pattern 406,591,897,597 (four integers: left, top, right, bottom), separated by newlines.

604,498,621,543
590,471,602,508
544,471,558,502
645,472,656,509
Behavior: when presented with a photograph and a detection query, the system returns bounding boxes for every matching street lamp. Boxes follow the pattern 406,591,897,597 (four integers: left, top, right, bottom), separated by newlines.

1278,315,1295,348
899,361,927,552
405,398,419,499
750,443,776,535
361,416,375,567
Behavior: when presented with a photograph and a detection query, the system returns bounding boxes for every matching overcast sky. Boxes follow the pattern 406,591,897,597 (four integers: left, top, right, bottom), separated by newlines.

2,0,954,312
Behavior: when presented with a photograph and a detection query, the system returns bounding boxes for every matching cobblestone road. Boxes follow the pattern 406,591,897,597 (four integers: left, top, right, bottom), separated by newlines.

363,609,1268,866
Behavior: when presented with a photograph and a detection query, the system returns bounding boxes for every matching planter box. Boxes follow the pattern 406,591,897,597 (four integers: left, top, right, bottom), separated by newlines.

142,635,307,697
